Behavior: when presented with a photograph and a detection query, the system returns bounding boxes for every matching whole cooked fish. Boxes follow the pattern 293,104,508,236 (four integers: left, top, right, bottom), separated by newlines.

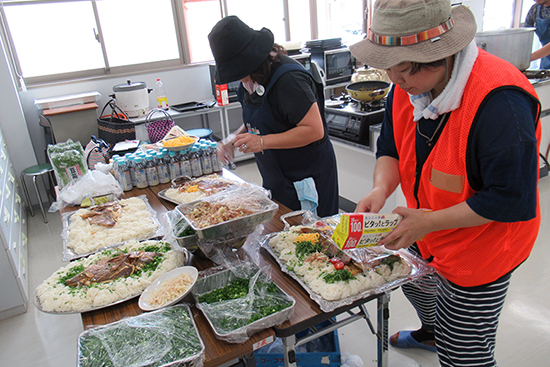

64,251,162,287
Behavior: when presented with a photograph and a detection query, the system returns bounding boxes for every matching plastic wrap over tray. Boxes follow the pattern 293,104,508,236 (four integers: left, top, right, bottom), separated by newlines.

61,195,164,261
157,173,268,206
177,187,279,240
260,213,436,313
165,209,198,253
35,240,188,314
77,304,205,367
191,263,295,343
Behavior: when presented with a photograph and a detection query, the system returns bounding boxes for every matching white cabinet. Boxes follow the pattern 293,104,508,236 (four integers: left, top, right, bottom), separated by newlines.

0,126,29,320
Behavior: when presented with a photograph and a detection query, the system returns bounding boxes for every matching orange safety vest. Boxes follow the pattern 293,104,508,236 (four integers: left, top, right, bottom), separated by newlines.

392,49,541,287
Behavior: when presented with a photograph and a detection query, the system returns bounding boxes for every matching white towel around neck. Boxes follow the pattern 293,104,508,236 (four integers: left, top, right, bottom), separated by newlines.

410,41,479,121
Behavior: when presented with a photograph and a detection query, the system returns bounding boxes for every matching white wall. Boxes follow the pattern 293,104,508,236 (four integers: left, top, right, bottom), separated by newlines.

17,63,216,167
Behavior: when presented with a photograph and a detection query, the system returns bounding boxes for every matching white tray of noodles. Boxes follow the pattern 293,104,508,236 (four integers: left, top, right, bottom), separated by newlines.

61,195,163,261
34,240,188,314
262,223,434,313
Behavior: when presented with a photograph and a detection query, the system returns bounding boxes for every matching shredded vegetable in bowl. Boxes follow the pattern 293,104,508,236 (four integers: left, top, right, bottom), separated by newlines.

148,272,195,307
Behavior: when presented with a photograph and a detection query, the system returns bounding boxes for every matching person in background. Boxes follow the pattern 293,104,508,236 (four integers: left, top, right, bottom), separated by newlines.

208,16,339,217
525,0,550,68
349,0,541,366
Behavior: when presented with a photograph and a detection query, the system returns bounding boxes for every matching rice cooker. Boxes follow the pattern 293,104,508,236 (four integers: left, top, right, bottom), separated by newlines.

111,80,152,118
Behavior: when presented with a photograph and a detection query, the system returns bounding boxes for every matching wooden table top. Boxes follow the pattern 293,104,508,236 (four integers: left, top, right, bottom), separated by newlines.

76,170,380,366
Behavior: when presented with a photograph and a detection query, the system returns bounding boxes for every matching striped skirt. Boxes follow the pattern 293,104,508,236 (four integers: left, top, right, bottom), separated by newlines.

402,249,511,366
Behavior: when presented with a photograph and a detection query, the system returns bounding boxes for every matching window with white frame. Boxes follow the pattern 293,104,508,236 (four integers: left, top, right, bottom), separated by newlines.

3,0,526,86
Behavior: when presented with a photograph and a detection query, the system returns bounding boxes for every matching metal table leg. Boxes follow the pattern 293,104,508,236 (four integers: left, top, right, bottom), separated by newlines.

282,334,297,367
377,292,390,367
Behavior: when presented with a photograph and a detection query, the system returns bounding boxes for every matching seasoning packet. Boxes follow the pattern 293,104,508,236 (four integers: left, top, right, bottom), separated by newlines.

331,213,402,249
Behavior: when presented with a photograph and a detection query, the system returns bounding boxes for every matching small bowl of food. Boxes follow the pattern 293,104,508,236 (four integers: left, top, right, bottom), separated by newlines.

139,266,198,311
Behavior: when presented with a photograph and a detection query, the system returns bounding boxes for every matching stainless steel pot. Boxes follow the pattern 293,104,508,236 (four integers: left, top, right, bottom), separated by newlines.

474,28,536,71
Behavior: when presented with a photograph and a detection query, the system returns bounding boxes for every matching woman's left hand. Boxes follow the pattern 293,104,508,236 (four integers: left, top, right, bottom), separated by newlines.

377,206,434,250
233,133,263,154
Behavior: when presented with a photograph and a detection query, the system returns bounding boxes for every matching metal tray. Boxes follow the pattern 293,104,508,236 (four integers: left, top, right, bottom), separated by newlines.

157,174,243,206
35,240,190,315
166,209,198,253
191,265,295,343
177,190,278,240
262,229,427,313
77,304,205,367
61,195,164,262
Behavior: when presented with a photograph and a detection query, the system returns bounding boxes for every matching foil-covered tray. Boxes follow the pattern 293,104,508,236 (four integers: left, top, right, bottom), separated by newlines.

191,264,295,343
157,174,245,206
177,188,278,240
261,226,434,313
77,304,205,367
61,195,164,262
34,240,189,314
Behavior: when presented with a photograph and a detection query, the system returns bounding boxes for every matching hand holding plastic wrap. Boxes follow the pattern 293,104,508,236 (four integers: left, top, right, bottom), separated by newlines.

49,170,123,211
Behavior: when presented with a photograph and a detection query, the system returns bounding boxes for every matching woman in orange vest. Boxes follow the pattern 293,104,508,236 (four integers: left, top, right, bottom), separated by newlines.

349,0,541,366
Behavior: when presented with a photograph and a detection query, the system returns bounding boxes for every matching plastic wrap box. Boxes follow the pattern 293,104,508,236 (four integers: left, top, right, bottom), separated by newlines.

254,321,341,367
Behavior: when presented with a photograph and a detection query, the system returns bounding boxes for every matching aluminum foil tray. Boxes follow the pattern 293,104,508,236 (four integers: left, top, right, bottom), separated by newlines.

77,304,205,367
61,195,164,262
191,265,295,343
176,188,278,240
261,231,430,313
166,209,198,253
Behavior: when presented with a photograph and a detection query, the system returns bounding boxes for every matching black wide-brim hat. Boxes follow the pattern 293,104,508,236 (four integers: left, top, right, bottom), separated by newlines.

208,16,274,84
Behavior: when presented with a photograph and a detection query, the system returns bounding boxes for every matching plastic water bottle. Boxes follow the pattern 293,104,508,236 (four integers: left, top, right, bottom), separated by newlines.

117,158,133,191
179,149,192,177
210,141,221,172
189,146,202,177
133,157,148,189
200,143,213,175
168,150,181,179
127,154,136,187
156,78,169,110
145,154,160,186
156,151,170,184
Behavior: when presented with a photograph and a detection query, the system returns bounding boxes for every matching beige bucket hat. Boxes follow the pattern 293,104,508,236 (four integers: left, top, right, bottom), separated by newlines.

349,0,477,70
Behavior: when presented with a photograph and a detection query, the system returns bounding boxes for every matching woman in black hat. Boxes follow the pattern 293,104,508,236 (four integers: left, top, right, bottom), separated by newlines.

208,16,339,217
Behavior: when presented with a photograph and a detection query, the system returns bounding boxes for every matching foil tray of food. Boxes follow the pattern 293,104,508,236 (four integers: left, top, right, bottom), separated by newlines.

34,239,188,314
157,174,246,206
261,222,434,313
77,304,205,367
61,195,163,262
191,264,295,343
177,187,279,240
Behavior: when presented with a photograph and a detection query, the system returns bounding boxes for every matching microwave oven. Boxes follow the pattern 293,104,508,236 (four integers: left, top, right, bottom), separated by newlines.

209,64,240,103
310,48,355,85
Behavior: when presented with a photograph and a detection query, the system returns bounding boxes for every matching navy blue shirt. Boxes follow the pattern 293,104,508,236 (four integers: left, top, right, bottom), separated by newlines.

376,86,539,222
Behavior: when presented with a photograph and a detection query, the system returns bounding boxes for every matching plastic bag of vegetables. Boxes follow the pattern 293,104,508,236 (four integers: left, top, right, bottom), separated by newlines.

47,139,88,188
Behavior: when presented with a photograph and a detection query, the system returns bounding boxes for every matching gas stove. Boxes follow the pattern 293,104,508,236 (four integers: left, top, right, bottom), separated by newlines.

325,95,386,148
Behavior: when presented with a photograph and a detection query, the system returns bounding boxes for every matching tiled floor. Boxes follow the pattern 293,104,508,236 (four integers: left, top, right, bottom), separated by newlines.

1,160,549,367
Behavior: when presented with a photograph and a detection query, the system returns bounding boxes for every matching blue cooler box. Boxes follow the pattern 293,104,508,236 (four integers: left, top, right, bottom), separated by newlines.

254,320,341,366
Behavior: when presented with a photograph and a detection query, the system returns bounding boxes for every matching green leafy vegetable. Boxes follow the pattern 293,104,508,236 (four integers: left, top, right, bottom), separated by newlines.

322,269,356,284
